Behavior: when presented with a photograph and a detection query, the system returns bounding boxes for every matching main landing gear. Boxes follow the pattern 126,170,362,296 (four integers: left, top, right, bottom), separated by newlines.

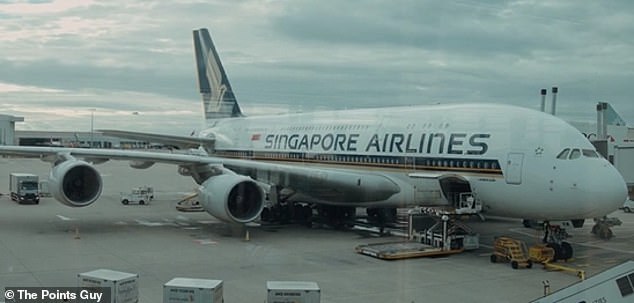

260,202,400,230
591,216,621,240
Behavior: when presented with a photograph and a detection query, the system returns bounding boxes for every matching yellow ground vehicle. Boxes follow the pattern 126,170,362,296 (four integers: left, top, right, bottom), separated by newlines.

528,244,555,263
490,236,533,269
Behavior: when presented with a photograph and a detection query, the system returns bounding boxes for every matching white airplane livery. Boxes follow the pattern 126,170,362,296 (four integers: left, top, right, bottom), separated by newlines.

0,28,627,260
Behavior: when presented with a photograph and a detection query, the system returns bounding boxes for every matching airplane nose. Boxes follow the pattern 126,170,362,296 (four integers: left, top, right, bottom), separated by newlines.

593,164,628,216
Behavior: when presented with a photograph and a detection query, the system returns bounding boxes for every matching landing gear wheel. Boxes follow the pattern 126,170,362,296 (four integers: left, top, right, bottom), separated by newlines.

260,208,271,222
522,219,532,228
490,255,497,263
546,243,561,262
599,226,613,239
560,241,573,260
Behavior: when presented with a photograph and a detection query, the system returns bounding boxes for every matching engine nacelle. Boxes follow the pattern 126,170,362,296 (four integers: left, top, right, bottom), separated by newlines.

49,160,103,207
198,174,264,224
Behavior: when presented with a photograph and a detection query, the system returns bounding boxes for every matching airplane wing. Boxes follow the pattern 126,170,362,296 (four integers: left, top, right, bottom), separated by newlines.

98,129,215,150
0,146,400,204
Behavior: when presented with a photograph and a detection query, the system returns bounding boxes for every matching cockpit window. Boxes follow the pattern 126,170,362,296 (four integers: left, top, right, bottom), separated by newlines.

556,148,570,159
582,149,600,158
569,149,581,160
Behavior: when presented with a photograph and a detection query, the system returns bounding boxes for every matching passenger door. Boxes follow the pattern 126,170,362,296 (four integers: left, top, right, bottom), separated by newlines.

505,153,524,185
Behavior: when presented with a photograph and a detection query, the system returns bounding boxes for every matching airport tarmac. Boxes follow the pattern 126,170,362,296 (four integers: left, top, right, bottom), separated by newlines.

0,158,633,302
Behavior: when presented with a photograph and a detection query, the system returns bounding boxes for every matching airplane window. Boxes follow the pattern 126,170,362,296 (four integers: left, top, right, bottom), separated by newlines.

582,149,600,158
556,148,570,159
569,149,581,160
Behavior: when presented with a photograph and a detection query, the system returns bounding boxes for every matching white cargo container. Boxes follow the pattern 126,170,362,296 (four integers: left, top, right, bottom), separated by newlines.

163,277,223,303
78,269,139,303
267,281,320,303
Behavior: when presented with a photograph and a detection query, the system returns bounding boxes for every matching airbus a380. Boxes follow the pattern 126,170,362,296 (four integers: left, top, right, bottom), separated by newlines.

0,29,627,259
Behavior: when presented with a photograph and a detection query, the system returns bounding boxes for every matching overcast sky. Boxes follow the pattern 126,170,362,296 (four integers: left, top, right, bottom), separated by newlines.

1,0,633,134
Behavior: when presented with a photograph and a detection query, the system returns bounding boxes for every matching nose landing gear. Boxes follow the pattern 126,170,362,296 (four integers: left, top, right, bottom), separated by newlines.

542,222,573,261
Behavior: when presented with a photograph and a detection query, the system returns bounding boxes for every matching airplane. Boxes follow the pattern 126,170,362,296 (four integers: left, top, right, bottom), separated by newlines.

0,28,627,261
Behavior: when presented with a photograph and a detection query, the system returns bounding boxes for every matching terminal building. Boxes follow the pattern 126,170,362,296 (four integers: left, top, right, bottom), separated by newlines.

14,130,150,149
0,114,24,146
0,114,149,148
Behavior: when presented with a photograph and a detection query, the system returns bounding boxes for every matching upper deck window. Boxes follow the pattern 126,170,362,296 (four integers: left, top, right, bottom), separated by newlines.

556,148,570,159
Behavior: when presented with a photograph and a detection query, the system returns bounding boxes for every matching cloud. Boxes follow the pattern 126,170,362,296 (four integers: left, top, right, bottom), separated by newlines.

0,81,63,93
0,0,96,15
0,0,632,129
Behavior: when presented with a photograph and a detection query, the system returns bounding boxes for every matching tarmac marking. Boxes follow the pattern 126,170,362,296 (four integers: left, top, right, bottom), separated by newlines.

197,220,216,224
135,219,175,227
194,239,217,245
479,244,493,250
508,228,541,238
56,215,76,221
175,215,190,221
574,242,634,255
510,228,634,255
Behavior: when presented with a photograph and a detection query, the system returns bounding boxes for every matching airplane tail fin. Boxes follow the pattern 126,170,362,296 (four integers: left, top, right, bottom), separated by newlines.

193,28,243,121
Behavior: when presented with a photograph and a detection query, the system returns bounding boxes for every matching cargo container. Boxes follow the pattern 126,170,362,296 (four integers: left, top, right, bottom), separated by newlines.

78,269,139,303
9,173,39,204
267,281,320,303
163,277,223,303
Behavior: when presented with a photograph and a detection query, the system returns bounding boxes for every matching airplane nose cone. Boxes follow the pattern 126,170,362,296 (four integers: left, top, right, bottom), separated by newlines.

593,164,628,216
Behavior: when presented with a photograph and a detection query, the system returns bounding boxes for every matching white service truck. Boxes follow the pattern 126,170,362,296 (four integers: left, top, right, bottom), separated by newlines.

120,186,154,205
9,173,40,204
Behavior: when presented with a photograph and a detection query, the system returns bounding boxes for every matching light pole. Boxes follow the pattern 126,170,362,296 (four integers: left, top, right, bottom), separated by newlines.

90,109,95,148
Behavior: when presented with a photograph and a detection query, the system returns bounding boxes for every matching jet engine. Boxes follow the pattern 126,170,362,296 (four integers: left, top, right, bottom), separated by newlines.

198,174,265,224
49,159,103,207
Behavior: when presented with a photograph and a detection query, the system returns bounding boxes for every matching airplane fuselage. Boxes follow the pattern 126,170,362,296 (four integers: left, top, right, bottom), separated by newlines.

200,103,627,220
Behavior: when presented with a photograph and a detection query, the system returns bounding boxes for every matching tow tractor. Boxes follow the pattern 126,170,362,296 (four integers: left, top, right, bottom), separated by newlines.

490,236,533,269
489,236,586,278
120,186,154,205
